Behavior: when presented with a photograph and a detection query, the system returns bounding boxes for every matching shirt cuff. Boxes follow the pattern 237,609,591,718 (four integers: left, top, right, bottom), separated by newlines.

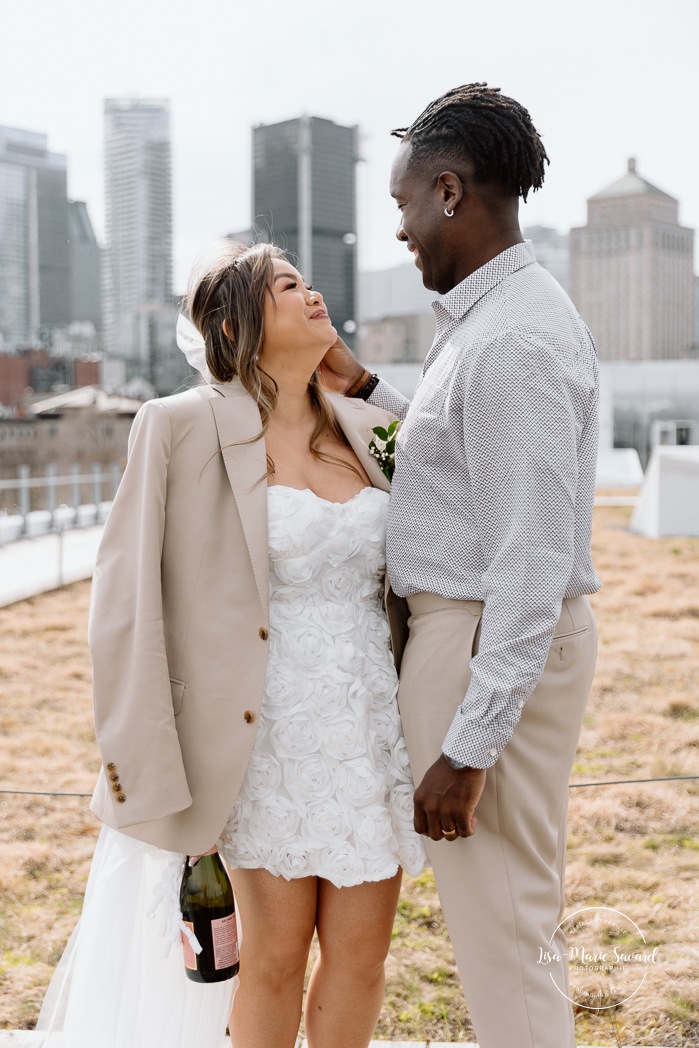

441,750,469,770
367,379,410,417
442,706,509,770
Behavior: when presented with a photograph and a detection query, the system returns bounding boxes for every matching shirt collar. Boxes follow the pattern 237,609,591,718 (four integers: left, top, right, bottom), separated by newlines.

432,240,537,327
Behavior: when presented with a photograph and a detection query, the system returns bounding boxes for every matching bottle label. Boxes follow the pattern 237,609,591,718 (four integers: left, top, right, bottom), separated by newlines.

181,921,197,971
212,912,239,969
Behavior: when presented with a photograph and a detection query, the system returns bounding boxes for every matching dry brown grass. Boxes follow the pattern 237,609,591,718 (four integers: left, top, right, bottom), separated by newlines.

1,506,698,1045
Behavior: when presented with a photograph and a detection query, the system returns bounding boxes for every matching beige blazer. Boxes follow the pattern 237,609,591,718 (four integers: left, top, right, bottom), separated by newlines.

89,379,406,854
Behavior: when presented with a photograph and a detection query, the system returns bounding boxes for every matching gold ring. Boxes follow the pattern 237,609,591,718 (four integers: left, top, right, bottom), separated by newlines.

443,828,458,838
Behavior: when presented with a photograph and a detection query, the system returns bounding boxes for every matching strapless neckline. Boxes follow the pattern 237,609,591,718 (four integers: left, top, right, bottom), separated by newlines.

267,484,384,507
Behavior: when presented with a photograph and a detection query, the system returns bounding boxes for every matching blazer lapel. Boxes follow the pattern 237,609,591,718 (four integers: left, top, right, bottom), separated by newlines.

209,381,269,615
205,385,396,614
328,393,397,492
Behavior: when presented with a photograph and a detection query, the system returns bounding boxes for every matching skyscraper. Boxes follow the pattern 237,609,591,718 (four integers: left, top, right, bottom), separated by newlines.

0,126,70,350
103,98,173,357
570,159,694,361
68,200,102,332
252,116,359,349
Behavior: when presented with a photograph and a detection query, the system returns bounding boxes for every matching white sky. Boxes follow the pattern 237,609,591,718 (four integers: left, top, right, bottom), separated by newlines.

3,0,698,291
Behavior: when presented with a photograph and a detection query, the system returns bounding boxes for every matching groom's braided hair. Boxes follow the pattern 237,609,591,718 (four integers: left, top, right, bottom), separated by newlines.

391,83,549,202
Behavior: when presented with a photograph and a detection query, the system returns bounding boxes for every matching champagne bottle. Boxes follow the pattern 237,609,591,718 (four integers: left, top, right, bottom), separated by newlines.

180,847,239,983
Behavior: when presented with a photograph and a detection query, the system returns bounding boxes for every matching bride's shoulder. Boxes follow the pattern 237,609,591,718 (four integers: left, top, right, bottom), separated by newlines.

325,391,397,428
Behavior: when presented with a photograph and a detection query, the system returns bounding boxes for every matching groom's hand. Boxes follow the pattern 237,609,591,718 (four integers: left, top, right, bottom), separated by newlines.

317,335,367,394
413,755,486,841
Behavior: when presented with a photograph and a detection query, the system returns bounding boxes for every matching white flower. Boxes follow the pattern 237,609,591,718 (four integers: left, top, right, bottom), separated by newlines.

221,833,270,868
399,837,429,876
313,676,356,721
277,621,327,664
252,796,301,843
241,753,283,800
360,659,398,703
365,608,391,639
323,714,366,760
293,620,329,662
317,842,365,886
333,639,363,677
368,421,401,482
388,739,414,781
389,782,417,823
368,707,401,748
362,852,400,881
324,529,363,566
270,707,320,759
353,804,394,850
334,756,385,805
318,602,356,636
283,753,334,802
276,843,314,880
302,799,352,847
320,565,361,604
267,497,319,552
274,554,318,587
262,663,306,712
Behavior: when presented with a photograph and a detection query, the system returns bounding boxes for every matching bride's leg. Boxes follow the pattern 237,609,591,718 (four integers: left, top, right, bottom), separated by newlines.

229,868,317,1048
304,870,402,1048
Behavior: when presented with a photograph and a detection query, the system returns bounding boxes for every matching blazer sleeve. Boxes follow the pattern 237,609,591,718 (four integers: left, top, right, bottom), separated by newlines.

88,400,193,828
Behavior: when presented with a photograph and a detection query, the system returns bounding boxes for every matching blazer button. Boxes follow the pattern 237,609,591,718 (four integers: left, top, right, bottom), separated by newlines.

258,627,269,640
243,710,255,723
109,773,119,782
116,793,126,803
111,782,123,792
106,763,116,772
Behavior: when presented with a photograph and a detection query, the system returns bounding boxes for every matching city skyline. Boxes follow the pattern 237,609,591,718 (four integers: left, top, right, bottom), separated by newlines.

1,0,698,291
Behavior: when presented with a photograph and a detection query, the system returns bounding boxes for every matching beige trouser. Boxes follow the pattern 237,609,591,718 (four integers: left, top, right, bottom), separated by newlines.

398,593,598,1048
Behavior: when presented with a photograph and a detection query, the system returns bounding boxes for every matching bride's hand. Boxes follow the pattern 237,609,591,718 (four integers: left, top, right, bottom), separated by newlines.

188,846,218,866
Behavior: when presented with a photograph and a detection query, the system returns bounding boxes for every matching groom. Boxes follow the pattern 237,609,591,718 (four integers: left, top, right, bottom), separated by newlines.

323,84,600,1048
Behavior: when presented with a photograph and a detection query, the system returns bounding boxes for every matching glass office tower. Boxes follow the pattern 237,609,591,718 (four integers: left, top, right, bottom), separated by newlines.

0,126,70,350
252,116,359,350
103,99,173,357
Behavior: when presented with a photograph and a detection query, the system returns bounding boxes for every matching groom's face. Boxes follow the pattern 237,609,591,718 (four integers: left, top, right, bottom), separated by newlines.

389,141,460,295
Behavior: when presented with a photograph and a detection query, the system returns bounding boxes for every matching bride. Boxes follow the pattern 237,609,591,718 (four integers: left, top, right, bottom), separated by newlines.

36,240,426,1047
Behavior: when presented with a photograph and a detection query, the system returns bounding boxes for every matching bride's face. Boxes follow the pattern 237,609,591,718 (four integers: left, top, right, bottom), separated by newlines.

259,259,337,376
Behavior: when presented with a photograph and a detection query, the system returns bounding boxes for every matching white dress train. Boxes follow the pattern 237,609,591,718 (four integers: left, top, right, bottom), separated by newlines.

35,825,234,1047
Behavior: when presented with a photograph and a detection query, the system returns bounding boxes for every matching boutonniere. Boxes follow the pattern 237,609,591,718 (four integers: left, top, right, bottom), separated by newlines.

368,420,401,482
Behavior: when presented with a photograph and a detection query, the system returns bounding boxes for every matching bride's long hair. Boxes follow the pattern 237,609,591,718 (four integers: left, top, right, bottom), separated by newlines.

185,240,357,477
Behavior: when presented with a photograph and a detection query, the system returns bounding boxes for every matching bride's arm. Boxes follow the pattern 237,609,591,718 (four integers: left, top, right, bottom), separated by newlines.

89,401,193,828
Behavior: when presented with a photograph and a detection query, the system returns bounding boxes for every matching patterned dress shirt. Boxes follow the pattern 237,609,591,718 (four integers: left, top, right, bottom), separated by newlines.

370,241,601,769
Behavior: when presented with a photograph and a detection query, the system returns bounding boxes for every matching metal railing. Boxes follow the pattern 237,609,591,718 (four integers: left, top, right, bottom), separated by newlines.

0,464,122,544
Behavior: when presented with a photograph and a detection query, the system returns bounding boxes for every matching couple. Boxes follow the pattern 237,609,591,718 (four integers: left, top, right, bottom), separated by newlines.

37,83,599,1048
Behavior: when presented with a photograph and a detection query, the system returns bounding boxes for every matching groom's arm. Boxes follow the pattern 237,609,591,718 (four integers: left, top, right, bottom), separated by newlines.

319,337,411,418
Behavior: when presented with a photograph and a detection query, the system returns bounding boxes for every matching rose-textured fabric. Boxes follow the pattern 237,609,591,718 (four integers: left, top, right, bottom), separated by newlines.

368,241,601,770
220,484,427,885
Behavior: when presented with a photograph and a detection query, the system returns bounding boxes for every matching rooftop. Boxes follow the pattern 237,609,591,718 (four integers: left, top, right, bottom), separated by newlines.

590,157,676,202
